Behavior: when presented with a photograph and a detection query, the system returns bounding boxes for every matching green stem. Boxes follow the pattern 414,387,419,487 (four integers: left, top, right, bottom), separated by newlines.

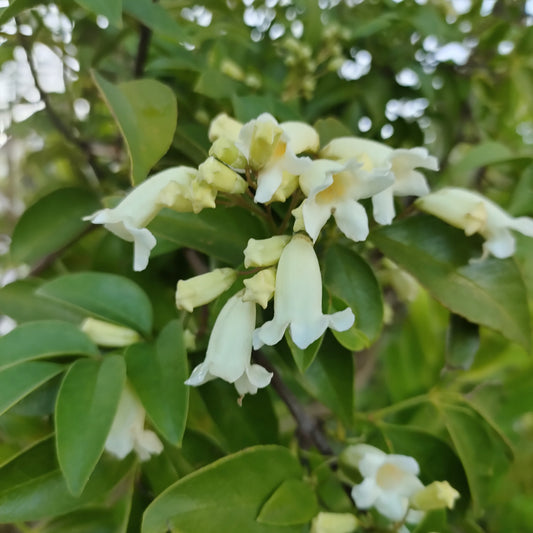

370,394,429,420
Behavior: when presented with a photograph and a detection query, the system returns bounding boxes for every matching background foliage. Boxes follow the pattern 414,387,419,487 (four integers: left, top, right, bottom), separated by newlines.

0,0,533,532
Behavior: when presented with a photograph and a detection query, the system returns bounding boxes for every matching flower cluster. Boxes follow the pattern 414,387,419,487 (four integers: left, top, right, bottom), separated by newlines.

341,444,460,532
84,112,533,401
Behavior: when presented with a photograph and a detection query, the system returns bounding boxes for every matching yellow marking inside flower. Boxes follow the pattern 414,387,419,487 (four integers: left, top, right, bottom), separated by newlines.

316,171,349,204
274,141,287,159
464,202,487,235
357,153,374,172
376,463,406,490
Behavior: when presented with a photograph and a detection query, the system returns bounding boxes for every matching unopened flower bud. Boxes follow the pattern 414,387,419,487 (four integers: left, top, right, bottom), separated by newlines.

209,138,247,170
243,268,276,309
198,157,248,194
410,481,460,511
81,317,141,347
220,59,245,81
310,512,358,533
208,113,242,143
249,120,285,170
176,268,237,312
244,235,291,268
184,329,196,351
245,73,261,89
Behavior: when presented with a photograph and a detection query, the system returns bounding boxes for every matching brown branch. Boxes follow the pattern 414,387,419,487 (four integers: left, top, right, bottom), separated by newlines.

253,350,333,455
15,19,104,182
134,23,153,78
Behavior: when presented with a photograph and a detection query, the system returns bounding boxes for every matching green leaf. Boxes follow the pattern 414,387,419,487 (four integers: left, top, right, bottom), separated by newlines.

198,380,279,452
93,71,177,185
0,362,64,416
0,0,39,25
371,215,531,350
123,0,187,42
0,320,98,371
37,272,153,335
232,95,300,123
301,333,354,425
324,245,383,350
445,314,480,370
142,446,304,533
149,206,267,265
56,356,126,496
125,321,188,446
257,479,318,526
10,187,100,267
195,69,241,99
0,453,134,522
286,333,323,373
74,0,122,28
432,395,513,515
0,279,86,324
313,118,353,146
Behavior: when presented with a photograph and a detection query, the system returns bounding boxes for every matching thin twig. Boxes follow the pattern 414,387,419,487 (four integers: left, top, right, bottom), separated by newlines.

134,23,152,78
15,19,103,182
253,350,333,455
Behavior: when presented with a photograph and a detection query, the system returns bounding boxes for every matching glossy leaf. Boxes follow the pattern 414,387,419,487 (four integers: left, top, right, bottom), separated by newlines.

324,245,383,350
125,321,188,446
433,395,512,515
0,0,39,24
300,333,354,425
372,215,531,350
55,356,126,495
445,314,480,370
0,362,64,416
0,320,98,371
10,187,99,267
257,479,318,526
93,72,177,185
286,333,323,373
74,0,122,27
142,446,304,533
37,272,153,335
0,279,86,324
149,206,267,265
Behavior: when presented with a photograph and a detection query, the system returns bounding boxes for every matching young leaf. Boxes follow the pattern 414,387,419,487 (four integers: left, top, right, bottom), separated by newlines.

74,0,122,28
371,215,531,350
142,446,304,533
324,245,383,350
9,187,100,267
55,356,126,496
0,362,64,416
125,321,189,446
36,272,153,335
0,320,98,371
93,72,177,185
257,479,318,526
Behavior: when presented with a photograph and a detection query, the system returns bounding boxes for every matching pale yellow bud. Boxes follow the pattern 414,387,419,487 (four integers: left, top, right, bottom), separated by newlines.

176,268,237,312
292,205,305,232
410,481,460,511
243,268,276,309
209,138,247,170
220,59,245,81
184,329,196,351
249,120,285,170
310,512,358,533
270,172,299,203
244,235,291,268
245,73,262,89
81,317,141,347
208,113,243,143
198,157,248,194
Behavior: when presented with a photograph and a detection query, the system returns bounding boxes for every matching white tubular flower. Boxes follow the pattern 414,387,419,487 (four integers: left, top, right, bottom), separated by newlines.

348,444,424,524
208,113,243,143
243,268,276,309
310,512,358,533
176,268,237,312
105,384,163,461
237,113,316,203
416,187,533,259
410,481,460,511
84,166,216,271
185,290,273,396
244,235,291,268
321,137,439,225
253,234,354,350
80,317,141,347
299,158,394,242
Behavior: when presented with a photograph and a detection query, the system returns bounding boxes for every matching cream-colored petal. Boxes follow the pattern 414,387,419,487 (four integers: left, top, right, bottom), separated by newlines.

321,137,391,168
302,198,334,242
208,113,242,142
281,121,320,154
333,199,370,241
372,189,396,225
